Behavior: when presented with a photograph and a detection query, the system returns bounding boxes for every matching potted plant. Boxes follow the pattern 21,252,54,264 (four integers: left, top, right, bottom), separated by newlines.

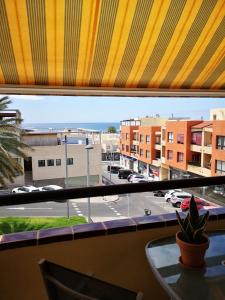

176,195,210,268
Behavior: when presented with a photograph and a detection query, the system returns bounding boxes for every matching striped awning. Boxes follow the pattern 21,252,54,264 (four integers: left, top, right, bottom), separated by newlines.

0,0,225,97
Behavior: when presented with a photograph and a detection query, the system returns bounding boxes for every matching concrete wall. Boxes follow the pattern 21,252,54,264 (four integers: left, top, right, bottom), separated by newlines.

0,218,223,300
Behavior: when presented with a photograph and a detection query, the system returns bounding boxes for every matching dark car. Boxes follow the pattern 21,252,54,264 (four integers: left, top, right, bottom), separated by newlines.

118,169,133,179
107,165,122,174
153,190,167,197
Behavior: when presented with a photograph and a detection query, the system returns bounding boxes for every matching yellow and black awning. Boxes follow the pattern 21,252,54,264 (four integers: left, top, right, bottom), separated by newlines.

0,0,225,97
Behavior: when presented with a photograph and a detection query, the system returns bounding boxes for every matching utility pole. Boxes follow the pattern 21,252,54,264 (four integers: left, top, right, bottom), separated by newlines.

64,135,70,218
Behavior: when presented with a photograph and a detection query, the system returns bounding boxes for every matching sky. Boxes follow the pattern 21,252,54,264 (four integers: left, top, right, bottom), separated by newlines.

1,95,225,123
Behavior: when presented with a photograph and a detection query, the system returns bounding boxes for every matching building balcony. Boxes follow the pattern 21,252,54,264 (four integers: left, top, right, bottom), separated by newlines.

203,145,212,154
154,144,161,150
132,140,139,145
1,176,225,299
187,162,202,175
190,144,202,152
131,152,139,159
152,159,161,167
201,167,212,177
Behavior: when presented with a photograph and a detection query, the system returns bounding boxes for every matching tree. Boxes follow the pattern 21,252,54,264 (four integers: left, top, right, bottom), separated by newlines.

0,96,29,186
107,126,116,133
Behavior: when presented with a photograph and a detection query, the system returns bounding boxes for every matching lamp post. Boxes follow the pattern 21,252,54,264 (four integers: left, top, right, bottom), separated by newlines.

64,135,69,218
85,144,93,223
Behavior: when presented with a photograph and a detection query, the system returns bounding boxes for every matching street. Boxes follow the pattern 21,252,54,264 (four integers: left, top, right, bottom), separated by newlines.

1,162,221,222
0,166,180,221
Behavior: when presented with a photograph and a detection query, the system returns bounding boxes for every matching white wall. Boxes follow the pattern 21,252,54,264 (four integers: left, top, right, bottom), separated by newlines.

25,144,102,181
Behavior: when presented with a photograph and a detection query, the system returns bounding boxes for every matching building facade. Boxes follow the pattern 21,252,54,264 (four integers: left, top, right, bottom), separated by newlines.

17,130,102,188
120,116,225,180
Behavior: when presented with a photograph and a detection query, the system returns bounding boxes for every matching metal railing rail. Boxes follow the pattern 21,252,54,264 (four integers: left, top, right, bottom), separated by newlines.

0,176,225,207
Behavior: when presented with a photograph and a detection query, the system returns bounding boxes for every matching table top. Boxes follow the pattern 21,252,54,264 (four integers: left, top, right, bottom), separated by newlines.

145,230,225,300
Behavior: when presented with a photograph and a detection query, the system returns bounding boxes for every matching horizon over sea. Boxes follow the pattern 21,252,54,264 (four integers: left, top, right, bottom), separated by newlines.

23,122,120,132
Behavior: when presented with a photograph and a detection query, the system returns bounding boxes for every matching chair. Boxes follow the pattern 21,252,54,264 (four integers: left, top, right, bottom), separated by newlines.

39,259,143,300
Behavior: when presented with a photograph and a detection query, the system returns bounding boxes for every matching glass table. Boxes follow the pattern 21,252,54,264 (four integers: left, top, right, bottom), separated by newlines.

145,231,225,300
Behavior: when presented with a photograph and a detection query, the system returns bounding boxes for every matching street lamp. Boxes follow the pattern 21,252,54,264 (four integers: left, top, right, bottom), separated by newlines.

85,144,93,222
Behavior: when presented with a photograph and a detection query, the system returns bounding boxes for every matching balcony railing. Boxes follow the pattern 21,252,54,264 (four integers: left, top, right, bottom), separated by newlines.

1,176,225,300
1,176,225,207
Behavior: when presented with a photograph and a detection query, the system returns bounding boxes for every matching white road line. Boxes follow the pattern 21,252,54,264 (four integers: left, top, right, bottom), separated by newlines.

7,207,52,210
77,213,84,216
116,213,121,216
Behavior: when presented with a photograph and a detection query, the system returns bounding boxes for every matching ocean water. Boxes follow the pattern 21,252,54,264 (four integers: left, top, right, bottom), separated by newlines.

23,122,120,133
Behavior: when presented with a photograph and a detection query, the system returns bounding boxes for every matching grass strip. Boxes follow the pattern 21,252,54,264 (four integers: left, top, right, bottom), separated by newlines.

0,216,87,234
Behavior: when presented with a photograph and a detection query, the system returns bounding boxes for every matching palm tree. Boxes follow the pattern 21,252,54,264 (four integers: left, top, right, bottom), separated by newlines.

0,96,29,186
107,126,117,133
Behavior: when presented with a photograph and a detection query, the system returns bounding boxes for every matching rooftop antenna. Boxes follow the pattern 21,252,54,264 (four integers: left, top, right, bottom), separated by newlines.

171,113,174,119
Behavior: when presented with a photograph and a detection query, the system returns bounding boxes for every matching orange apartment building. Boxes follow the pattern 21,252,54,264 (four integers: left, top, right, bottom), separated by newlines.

120,117,167,180
120,116,225,180
212,121,225,177
120,119,140,171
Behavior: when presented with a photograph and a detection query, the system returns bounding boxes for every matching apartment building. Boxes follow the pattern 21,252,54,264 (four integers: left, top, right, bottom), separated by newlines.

120,117,167,180
16,130,102,188
120,116,225,180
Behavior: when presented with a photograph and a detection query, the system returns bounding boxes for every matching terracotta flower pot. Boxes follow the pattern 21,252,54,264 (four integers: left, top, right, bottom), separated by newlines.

176,231,209,268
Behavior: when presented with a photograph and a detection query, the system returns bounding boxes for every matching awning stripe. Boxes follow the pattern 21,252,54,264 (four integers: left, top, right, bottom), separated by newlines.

27,0,48,84
0,0,19,84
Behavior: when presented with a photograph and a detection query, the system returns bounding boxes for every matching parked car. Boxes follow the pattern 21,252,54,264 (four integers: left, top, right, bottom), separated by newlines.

153,190,167,197
129,174,145,182
170,191,192,208
107,165,122,174
213,185,225,196
181,197,209,211
38,185,63,191
12,185,39,193
127,172,138,182
118,169,133,179
164,189,182,202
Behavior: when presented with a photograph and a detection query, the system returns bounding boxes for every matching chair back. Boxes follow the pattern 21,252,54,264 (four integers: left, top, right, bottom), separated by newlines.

39,259,143,300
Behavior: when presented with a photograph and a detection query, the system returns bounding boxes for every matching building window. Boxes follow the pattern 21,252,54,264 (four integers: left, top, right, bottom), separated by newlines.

47,159,54,166
216,136,225,150
140,134,144,143
191,132,202,145
168,132,174,143
146,150,150,158
38,160,45,167
122,144,125,151
146,135,150,144
67,158,73,165
167,150,173,160
56,159,61,166
216,160,225,175
177,134,184,144
177,152,184,162
126,133,129,140
126,145,129,152
140,149,144,157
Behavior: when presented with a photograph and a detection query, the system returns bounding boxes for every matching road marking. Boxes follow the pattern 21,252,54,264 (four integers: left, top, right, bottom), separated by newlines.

7,207,52,210
77,213,84,216
116,212,121,216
